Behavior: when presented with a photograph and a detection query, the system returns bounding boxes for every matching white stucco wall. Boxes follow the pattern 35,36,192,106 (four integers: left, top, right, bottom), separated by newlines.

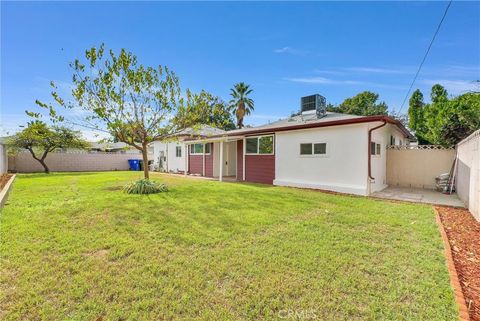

153,140,185,173
274,124,370,195
456,130,480,221
274,122,407,195
369,123,406,193
0,144,8,174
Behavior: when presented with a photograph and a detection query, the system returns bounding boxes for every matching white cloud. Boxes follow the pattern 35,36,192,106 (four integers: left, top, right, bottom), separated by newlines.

421,79,480,95
79,129,111,142
284,76,365,85
273,46,308,55
314,66,412,75
53,80,74,92
442,65,480,76
249,114,284,120
313,69,347,76
313,65,480,78
284,76,406,90
342,67,409,74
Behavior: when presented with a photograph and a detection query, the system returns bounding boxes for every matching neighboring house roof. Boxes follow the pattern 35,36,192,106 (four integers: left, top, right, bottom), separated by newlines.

176,125,226,137
185,112,413,140
89,142,132,150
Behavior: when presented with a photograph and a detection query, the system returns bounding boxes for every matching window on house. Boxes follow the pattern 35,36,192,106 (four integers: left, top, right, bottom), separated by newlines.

190,143,211,155
176,146,182,157
190,144,202,154
246,138,258,154
259,136,273,154
371,142,381,155
314,143,327,155
300,143,312,155
390,135,396,146
245,135,274,154
300,143,327,155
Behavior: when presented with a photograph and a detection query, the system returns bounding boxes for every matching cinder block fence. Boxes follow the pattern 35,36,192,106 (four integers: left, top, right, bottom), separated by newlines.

386,145,456,190
456,130,480,221
8,151,153,173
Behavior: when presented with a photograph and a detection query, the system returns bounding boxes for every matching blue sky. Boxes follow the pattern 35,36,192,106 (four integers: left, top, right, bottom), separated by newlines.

1,1,479,139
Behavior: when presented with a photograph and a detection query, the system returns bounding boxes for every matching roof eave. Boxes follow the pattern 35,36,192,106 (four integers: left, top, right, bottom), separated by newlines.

206,115,413,139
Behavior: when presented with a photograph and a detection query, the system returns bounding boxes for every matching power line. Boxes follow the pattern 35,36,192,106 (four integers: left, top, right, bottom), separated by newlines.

398,0,453,113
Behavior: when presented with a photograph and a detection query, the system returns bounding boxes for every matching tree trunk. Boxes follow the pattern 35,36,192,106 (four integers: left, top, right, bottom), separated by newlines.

39,159,50,174
141,145,149,179
27,148,50,174
236,103,246,129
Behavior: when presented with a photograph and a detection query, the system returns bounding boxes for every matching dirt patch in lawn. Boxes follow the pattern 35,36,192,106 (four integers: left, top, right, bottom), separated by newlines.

103,186,123,191
437,206,480,321
85,249,110,259
0,174,12,191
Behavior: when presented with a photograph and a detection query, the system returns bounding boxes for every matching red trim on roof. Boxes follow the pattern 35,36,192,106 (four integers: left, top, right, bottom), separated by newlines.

230,116,412,138
185,115,412,141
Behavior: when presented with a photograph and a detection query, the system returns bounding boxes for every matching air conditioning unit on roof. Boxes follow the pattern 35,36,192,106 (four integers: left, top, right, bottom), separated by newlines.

301,94,326,118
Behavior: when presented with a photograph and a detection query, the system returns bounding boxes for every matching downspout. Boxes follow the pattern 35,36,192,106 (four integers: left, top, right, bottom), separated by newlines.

367,120,387,194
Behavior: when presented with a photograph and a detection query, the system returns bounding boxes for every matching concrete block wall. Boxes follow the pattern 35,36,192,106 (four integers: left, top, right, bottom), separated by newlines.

456,130,480,221
8,152,153,173
386,147,456,190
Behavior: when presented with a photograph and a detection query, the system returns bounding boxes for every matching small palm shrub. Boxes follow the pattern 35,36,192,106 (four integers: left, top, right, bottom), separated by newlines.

123,179,168,194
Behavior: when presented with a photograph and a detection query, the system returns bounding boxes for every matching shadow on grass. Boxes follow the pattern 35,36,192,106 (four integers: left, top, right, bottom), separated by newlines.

17,171,132,179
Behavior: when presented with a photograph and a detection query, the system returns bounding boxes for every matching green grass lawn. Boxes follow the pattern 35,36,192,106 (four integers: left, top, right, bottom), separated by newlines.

0,172,456,320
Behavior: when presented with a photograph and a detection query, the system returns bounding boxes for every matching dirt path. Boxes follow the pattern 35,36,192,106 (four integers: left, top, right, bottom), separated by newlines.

438,206,480,321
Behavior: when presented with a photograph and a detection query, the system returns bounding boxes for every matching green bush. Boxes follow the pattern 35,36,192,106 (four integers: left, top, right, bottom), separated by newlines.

123,179,168,194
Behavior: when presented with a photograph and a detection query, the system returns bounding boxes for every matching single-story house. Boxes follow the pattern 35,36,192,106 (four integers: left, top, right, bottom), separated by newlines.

89,141,151,154
152,126,226,173
153,94,413,196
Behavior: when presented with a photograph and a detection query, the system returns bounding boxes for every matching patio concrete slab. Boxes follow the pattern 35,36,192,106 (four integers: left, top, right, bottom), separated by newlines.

372,186,465,207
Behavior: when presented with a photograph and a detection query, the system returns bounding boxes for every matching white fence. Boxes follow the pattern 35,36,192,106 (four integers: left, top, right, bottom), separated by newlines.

386,145,454,150
456,130,480,221
386,146,456,190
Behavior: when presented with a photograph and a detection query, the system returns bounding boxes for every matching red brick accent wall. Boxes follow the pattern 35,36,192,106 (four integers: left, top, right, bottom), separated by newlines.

188,155,203,175
205,144,214,177
237,140,243,180
188,143,214,177
245,155,275,184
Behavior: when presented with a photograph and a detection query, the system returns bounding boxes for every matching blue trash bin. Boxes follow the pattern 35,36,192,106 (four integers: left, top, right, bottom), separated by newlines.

128,159,141,171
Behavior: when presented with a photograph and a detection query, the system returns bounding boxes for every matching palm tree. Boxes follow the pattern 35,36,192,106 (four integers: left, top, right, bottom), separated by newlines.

229,82,254,128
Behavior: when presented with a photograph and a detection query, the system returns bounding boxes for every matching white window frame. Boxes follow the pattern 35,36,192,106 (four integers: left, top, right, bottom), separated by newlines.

190,143,211,155
245,135,275,155
175,146,182,158
371,142,381,157
299,142,329,158
390,135,396,146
